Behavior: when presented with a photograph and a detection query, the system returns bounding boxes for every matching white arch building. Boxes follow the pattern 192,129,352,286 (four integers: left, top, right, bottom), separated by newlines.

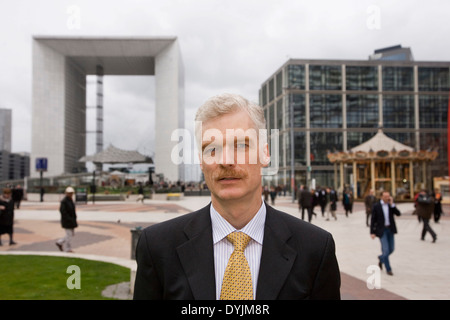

31,36,184,182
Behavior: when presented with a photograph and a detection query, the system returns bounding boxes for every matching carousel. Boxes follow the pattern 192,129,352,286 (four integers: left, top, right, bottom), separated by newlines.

327,129,438,200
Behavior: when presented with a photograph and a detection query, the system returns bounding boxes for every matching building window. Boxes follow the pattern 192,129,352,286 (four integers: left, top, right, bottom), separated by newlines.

285,94,306,128
276,99,283,130
419,95,448,128
346,66,378,91
418,67,450,92
262,84,267,106
286,131,306,166
383,95,415,128
276,71,283,97
310,94,342,128
310,132,343,165
346,94,379,128
287,65,305,89
382,66,414,91
309,65,342,91
269,78,275,102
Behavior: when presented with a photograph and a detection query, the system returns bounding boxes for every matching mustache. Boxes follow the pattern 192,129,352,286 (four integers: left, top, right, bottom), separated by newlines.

214,168,248,180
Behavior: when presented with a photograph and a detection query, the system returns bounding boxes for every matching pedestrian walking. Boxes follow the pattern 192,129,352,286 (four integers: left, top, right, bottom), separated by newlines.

329,187,338,220
416,190,437,243
342,189,353,217
0,188,17,246
364,189,377,227
325,187,337,221
318,187,327,217
262,186,269,203
370,191,401,276
269,186,277,205
136,183,145,203
432,188,443,223
12,184,24,209
56,187,78,253
299,186,313,222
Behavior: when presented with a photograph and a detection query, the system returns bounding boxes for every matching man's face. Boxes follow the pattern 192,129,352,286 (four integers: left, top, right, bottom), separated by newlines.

2,192,11,200
199,109,269,202
381,192,391,203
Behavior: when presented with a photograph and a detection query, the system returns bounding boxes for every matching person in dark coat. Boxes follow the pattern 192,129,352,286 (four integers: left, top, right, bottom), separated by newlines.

55,187,78,252
12,184,24,209
415,190,437,243
299,186,313,222
370,191,401,276
364,189,377,227
0,188,16,246
432,188,443,223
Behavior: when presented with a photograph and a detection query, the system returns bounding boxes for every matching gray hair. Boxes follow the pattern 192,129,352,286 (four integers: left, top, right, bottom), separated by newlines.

194,93,266,149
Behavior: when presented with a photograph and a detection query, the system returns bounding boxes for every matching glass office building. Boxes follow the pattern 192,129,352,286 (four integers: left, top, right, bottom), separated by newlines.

260,55,449,194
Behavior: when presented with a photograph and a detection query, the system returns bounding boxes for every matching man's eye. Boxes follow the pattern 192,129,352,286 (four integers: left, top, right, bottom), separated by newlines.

204,146,221,156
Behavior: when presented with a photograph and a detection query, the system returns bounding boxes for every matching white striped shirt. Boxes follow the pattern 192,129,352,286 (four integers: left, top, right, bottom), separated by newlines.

210,202,266,300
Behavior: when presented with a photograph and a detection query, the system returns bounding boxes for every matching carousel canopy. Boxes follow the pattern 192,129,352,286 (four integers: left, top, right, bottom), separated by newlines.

328,129,438,163
350,129,413,153
79,145,153,164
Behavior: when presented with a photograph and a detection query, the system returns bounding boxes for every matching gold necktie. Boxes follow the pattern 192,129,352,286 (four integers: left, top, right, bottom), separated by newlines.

220,232,253,300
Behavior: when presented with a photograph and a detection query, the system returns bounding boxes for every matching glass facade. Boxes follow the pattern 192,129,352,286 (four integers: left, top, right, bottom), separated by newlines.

346,94,378,128
346,66,378,91
286,132,306,166
383,95,415,128
418,67,450,92
309,65,341,90
310,132,343,165
261,61,450,191
285,94,305,128
287,65,305,89
310,94,342,128
419,95,448,128
382,66,414,91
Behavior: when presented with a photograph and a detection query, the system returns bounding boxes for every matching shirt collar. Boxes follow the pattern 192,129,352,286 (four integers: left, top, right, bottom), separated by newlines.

210,201,266,245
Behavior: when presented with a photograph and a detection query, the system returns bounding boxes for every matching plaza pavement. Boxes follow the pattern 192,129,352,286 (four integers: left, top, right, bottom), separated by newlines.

0,195,448,300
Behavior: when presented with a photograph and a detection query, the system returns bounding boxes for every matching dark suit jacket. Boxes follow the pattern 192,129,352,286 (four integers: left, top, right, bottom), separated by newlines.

370,201,401,237
59,196,78,229
133,203,341,300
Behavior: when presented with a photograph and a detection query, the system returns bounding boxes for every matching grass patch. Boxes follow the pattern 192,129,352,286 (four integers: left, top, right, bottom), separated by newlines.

0,255,130,300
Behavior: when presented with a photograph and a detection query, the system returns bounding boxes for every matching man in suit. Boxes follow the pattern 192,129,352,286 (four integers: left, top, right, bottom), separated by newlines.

133,93,341,300
370,191,401,276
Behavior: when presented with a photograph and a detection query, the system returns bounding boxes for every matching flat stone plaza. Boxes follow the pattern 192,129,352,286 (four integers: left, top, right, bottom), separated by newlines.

1,195,448,300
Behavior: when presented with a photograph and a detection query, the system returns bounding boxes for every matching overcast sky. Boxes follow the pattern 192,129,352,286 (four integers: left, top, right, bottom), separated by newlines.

1,0,450,157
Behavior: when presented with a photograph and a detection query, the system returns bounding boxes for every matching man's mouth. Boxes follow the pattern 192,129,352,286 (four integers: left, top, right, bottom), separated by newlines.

219,177,241,181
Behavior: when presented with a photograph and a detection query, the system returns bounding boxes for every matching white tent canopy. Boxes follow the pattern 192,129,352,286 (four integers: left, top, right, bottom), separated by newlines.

79,145,153,165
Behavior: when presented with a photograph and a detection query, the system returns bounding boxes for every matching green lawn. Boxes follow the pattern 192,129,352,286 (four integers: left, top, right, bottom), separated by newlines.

0,255,130,300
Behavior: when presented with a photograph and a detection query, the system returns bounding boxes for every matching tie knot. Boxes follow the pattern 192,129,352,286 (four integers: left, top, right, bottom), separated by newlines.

226,232,251,252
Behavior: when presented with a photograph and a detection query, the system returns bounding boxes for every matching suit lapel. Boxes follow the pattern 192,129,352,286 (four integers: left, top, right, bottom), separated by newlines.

256,206,296,300
176,204,216,300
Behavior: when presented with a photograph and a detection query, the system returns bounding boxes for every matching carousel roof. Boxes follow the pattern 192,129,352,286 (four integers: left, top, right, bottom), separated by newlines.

327,129,438,163
350,129,414,153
